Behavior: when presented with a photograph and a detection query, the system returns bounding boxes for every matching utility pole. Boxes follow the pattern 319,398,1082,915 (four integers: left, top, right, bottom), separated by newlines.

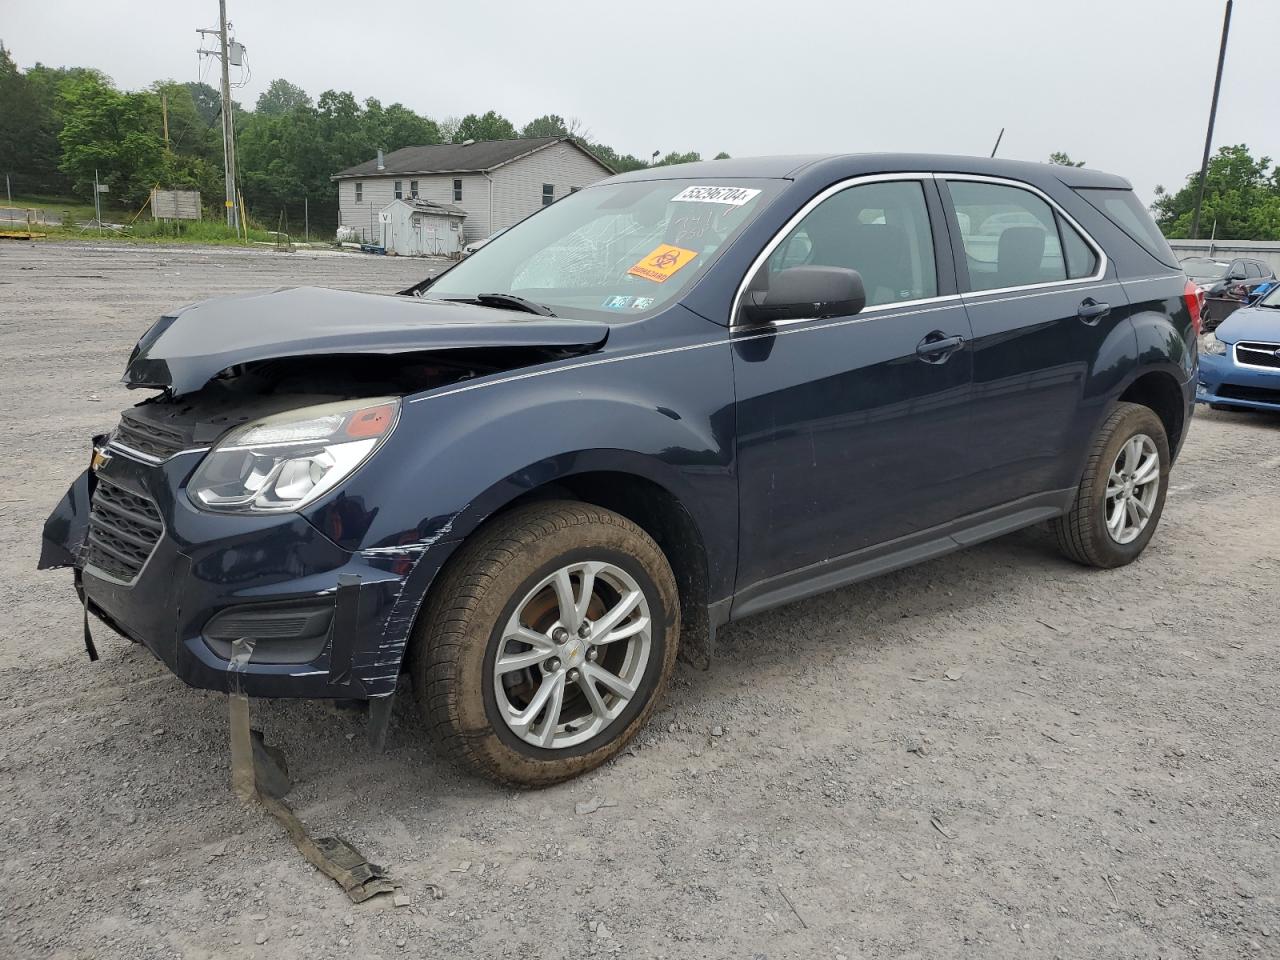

161,92,170,152
1191,0,1232,240
198,2,239,229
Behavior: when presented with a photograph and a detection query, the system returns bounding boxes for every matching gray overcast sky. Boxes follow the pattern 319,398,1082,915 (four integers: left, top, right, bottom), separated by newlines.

4,0,1277,203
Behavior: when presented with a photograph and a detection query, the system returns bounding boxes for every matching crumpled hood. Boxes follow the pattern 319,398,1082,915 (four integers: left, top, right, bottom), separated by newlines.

123,286,610,394
1215,304,1280,345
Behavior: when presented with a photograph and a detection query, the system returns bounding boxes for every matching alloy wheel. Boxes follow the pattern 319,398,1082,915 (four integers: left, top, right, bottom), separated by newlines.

492,560,652,749
1105,433,1160,545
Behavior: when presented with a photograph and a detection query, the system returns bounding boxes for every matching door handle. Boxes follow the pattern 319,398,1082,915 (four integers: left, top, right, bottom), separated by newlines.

1078,298,1110,325
915,332,966,363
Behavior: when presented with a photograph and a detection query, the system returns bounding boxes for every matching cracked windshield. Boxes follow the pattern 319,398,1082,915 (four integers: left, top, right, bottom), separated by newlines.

426,179,780,318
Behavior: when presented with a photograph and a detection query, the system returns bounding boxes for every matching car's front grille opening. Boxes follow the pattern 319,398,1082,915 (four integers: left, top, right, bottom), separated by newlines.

86,478,163,582
1234,341,1280,371
1217,383,1280,404
112,410,190,460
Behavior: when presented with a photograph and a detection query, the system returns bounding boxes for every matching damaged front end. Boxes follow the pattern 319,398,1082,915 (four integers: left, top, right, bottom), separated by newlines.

39,285,608,700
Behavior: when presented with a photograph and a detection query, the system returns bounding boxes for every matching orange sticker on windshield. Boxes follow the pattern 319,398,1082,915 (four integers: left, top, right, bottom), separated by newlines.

627,244,698,283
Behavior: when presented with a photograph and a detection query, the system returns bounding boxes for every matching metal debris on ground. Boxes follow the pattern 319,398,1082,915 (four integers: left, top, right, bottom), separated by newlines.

227,637,399,904
574,797,618,815
930,815,958,840
777,885,808,929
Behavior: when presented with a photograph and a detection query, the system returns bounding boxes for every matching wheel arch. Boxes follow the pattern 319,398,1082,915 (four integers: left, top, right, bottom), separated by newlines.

1117,368,1188,455
419,456,719,670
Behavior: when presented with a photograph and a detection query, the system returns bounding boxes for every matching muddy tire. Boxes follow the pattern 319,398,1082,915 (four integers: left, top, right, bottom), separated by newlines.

1052,402,1170,569
410,501,680,788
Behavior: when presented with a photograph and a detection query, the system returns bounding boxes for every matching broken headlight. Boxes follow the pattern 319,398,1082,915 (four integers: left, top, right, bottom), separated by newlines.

187,398,400,514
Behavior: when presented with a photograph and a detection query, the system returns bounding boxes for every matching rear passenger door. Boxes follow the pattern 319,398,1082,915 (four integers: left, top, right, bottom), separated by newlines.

939,176,1128,509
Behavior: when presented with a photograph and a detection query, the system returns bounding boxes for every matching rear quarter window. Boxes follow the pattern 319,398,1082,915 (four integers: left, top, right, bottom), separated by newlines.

1075,188,1178,269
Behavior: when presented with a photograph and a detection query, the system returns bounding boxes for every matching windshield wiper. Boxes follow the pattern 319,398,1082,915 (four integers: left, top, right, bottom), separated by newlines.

453,293,557,317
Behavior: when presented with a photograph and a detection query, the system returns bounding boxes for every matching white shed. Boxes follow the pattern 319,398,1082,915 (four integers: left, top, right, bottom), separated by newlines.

377,198,467,258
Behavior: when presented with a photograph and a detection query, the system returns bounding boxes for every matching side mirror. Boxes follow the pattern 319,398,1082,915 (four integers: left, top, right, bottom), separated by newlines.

739,266,866,326
1230,270,1247,281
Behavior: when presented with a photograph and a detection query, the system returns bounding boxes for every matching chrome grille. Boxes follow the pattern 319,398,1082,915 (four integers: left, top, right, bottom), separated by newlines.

1234,341,1280,371
85,479,163,582
111,410,189,461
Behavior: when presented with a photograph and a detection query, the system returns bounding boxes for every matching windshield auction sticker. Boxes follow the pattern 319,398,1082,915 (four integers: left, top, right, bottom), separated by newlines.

627,244,698,283
670,185,762,206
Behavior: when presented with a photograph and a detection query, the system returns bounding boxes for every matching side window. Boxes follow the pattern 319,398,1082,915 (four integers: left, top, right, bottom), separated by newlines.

758,180,937,307
1058,214,1098,279
1246,262,1263,278
948,181,1068,291
354,182,363,203
410,180,419,199
453,179,463,202
394,180,403,200
542,183,555,207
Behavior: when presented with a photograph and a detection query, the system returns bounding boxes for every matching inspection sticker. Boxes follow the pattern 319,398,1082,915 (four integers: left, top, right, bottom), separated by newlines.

627,244,698,283
670,185,761,206
601,295,635,309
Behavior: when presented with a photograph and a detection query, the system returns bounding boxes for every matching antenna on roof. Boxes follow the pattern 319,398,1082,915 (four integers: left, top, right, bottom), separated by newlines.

989,127,1005,158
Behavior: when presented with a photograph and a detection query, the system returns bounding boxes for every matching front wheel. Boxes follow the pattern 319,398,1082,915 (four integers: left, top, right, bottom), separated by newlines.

411,501,680,787
1052,402,1170,569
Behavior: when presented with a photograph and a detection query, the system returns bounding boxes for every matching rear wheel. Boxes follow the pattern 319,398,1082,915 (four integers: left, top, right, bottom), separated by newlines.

411,501,679,787
1052,402,1170,569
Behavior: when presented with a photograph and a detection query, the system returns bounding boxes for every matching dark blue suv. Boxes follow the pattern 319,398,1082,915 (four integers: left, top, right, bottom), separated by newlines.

41,154,1199,786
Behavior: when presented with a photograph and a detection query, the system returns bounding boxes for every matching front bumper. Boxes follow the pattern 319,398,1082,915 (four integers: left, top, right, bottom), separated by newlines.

1196,350,1280,412
40,444,457,698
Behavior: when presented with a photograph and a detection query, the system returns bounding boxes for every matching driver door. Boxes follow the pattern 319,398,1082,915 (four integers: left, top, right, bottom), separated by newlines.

730,177,976,608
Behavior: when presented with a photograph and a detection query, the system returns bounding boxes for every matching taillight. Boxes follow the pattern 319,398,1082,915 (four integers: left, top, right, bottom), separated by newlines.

1183,278,1203,336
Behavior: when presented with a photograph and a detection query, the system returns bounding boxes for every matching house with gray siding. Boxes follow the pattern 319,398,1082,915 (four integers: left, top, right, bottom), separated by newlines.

332,137,613,243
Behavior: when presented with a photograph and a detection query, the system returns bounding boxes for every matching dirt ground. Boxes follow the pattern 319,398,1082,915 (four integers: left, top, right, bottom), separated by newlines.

1,241,1277,960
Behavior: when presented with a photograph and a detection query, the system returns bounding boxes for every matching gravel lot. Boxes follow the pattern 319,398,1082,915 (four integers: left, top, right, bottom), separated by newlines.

1,241,1277,960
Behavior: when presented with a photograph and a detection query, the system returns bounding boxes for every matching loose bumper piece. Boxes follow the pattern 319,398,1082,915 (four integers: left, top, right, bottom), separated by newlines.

227,637,398,903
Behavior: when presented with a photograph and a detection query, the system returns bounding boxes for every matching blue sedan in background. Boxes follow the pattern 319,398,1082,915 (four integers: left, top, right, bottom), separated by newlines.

1198,281,1280,412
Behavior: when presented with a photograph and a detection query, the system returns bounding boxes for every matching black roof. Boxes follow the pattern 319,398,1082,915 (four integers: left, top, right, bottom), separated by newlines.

605,153,1131,190
332,137,611,179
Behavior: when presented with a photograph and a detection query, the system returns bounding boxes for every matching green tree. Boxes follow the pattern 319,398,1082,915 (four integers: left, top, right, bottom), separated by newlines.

0,46,74,193
363,99,441,151
653,150,701,167
713,151,731,160
586,142,646,172
183,81,222,125
56,72,168,205
0,45,38,177
1048,151,1085,167
452,110,518,143
1153,144,1280,240
255,78,311,117
522,114,569,138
